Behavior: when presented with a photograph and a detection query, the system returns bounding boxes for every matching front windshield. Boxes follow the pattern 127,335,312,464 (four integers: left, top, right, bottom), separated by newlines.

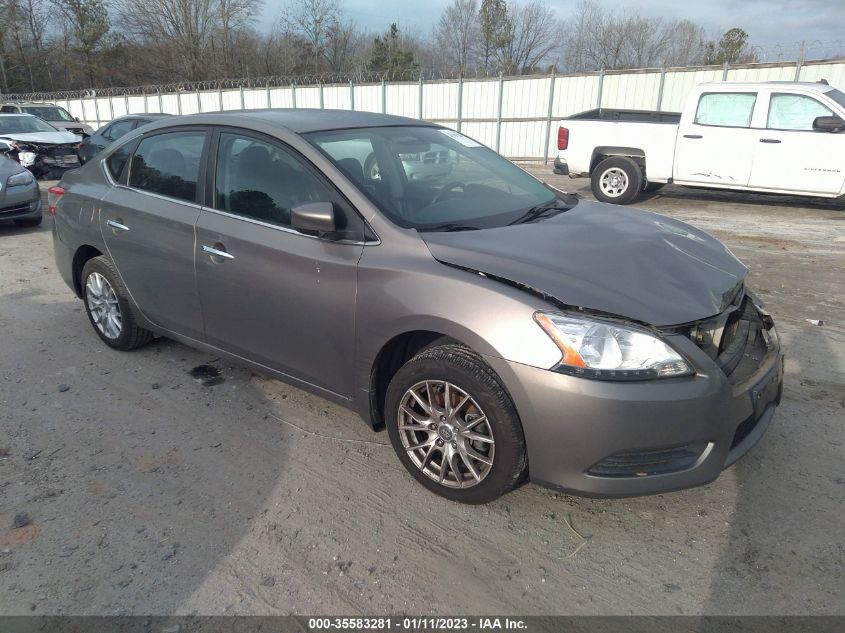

22,106,75,122
306,126,567,230
0,115,59,134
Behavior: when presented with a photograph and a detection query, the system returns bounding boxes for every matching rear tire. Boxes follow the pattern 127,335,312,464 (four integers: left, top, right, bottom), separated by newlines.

81,256,153,351
14,215,42,227
385,344,527,504
591,156,643,205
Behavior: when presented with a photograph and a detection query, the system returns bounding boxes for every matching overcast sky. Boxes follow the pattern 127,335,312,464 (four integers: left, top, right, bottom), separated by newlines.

265,0,845,61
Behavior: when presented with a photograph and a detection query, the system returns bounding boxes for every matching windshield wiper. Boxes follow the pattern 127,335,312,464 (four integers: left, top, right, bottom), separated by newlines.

508,198,576,225
418,223,479,233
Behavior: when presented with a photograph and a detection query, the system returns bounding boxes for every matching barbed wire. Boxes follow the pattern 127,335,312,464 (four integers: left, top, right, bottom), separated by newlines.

2,55,843,102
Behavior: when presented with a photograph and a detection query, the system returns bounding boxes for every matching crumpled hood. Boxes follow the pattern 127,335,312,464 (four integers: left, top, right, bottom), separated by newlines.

421,200,747,327
0,130,79,145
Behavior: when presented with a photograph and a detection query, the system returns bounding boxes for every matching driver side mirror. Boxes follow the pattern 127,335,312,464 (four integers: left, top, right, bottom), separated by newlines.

75,116,81,122
812,115,845,132
0,140,11,155
291,202,337,235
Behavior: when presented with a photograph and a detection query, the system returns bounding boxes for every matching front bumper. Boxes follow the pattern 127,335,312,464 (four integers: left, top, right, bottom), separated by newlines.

0,180,41,221
486,313,783,497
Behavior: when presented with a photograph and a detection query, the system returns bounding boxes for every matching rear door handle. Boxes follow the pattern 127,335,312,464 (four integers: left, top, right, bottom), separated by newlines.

759,138,782,144
106,219,129,232
683,134,703,139
202,244,234,260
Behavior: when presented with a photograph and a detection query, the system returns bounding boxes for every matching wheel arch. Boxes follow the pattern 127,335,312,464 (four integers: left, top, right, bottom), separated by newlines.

71,244,104,298
590,147,646,175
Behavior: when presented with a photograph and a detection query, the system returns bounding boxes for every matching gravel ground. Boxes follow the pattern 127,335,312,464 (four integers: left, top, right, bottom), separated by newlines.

0,170,842,616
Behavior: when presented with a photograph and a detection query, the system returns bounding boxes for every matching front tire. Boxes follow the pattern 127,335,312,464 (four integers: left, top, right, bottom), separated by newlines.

591,156,643,205
385,344,527,504
81,256,153,351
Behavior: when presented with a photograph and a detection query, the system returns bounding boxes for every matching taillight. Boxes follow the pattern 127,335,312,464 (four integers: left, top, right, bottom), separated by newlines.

48,186,65,216
557,126,569,151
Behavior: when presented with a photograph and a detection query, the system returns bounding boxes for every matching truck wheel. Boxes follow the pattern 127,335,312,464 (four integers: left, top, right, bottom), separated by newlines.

591,156,643,205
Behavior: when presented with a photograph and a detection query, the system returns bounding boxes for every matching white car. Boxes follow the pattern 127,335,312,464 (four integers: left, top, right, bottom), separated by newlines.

555,81,845,204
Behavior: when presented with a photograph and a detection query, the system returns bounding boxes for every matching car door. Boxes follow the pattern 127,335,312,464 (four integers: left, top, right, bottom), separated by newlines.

673,91,759,187
195,129,365,397
99,128,208,340
748,92,845,195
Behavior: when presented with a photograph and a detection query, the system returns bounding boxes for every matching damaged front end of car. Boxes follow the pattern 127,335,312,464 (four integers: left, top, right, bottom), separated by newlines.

2,140,81,179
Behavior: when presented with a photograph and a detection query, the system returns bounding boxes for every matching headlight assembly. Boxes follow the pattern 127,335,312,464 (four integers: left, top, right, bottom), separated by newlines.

535,312,693,380
7,170,34,187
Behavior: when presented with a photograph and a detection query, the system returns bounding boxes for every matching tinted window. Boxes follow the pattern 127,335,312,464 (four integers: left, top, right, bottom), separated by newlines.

1,106,18,113
215,133,334,227
22,106,75,121
694,93,757,127
827,89,845,109
129,131,205,203
106,144,133,181
103,119,136,141
768,93,833,130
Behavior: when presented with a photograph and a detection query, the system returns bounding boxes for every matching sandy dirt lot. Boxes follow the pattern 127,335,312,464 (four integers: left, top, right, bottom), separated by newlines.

0,170,842,615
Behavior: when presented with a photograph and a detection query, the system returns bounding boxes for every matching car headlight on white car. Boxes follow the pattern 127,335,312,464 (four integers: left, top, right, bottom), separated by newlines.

535,312,693,380
7,170,34,187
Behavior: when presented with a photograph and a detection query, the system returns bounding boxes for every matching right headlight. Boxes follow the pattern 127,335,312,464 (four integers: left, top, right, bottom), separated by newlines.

7,170,34,187
535,312,693,380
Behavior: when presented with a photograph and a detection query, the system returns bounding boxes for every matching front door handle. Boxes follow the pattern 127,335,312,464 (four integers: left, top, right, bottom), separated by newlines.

202,244,234,260
683,134,703,139
760,138,782,144
106,219,130,232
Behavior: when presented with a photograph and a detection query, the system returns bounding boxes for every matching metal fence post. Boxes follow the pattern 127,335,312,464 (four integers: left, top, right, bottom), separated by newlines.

495,73,504,153
240,85,245,110
381,79,386,113
108,95,114,121
596,69,605,109
457,75,464,132
349,80,355,110
320,81,325,109
93,96,101,128
266,81,271,108
794,60,803,81
722,62,730,81
218,85,224,111
125,93,129,115
656,68,666,111
543,71,556,165
157,89,163,113
418,75,424,120
177,90,182,115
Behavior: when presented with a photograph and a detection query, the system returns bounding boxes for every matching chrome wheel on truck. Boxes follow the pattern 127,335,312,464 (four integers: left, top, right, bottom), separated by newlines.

386,342,527,503
591,155,643,205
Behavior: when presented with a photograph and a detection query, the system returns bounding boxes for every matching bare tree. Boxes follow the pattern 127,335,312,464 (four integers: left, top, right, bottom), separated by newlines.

434,0,478,74
497,1,560,74
281,0,339,73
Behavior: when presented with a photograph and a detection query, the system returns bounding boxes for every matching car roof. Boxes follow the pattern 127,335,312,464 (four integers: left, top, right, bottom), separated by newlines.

112,113,172,121
699,81,836,93
0,112,40,117
139,108,433,134
2,102,61,107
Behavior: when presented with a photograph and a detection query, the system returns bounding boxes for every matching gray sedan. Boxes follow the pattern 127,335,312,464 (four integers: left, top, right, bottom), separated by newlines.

0,147,41,226
50,110,783,503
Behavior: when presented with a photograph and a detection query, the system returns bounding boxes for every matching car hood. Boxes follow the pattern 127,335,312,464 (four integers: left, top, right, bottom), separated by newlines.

420,200,747,327
0,130,79,144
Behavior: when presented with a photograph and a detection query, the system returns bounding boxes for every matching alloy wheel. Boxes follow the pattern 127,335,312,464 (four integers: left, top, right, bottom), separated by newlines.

85,271,122,340
397,380,495,488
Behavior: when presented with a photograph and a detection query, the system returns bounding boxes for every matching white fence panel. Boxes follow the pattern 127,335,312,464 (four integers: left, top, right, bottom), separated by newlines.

26,59,843,160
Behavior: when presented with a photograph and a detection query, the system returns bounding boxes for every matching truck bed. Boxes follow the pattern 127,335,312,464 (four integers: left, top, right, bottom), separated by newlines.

566,109,681,124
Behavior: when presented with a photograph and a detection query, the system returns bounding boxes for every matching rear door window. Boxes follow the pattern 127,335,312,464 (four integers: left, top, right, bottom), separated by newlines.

129,131,206,203
767,93,833,130
694,93,757,127
105,144,133,182
102,120,136,141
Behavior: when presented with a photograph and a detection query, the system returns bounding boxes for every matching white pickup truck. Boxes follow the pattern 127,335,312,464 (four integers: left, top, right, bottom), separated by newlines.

554,81,845,204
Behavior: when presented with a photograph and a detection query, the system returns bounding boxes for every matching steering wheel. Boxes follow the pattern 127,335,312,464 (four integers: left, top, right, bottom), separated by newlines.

431,181,466,205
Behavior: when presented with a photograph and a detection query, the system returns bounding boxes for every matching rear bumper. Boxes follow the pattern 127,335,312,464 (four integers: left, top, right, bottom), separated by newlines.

553,156,569,176
486,335,783,498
